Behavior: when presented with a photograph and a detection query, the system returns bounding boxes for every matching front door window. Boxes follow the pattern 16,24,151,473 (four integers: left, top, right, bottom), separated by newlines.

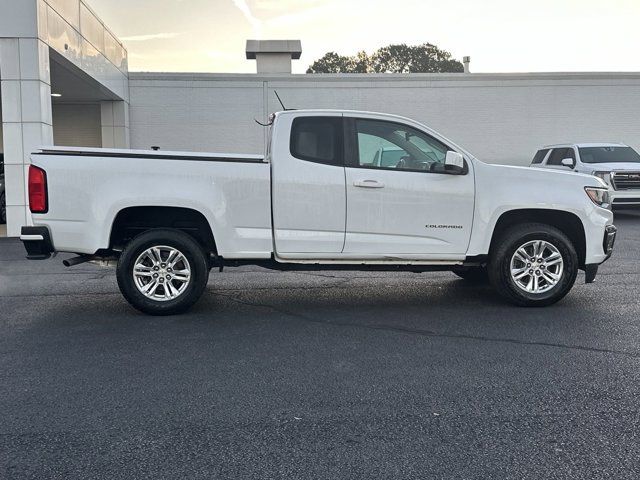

354,119,449,172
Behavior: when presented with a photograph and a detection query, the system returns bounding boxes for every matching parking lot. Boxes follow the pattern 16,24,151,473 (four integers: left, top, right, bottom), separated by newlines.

0,212,639,479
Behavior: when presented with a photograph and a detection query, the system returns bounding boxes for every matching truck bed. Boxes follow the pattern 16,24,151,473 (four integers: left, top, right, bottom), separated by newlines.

29,146,273,258
37,147,265,163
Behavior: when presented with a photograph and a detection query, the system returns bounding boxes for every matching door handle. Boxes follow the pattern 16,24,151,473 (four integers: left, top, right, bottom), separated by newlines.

353,180,385,188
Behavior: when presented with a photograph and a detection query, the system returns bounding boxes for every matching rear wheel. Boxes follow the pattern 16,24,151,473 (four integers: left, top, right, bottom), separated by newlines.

116,229,209,315
488,223,578,307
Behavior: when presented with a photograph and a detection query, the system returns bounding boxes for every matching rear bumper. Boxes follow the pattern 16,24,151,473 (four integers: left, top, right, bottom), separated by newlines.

20,226,54,259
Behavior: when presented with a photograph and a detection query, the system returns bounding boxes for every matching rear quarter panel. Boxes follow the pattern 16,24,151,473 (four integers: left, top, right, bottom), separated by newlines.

31,154,272,257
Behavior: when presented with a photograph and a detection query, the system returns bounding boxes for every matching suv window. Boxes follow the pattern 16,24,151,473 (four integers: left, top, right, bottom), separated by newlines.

579,146,640,164
531,149,549,164
353,119,449,172
547,148,575,166
290,117,343,166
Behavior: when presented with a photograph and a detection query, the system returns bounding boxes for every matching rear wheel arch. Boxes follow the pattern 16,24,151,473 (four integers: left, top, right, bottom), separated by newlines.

489,209,586,268
109,206,217,255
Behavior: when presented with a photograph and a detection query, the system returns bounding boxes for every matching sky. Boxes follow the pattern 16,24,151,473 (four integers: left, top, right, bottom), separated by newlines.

88,0,640,74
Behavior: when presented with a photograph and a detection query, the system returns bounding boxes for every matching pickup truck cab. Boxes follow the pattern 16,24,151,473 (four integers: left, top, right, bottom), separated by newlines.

21,110,616,315
531,143,640,209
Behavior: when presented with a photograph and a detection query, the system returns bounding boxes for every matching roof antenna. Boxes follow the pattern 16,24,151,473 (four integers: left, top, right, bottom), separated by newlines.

274,90,295,111
255,90,295,126
274,90,287,110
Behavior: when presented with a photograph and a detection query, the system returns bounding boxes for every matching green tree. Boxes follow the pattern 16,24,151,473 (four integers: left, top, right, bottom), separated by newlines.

306,52,356,73
307,43,464,74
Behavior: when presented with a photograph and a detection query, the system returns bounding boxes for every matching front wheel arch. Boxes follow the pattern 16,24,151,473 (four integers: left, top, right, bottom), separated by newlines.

489,209,586,268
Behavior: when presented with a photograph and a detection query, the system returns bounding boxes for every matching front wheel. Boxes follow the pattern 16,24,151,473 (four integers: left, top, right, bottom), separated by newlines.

116,229,209,315
488,223,578,307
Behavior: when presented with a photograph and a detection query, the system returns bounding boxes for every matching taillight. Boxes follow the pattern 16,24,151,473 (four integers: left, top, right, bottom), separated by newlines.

29,165,48,213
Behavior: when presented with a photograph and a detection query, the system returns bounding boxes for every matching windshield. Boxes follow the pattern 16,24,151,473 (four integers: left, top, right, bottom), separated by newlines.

579,146,640,164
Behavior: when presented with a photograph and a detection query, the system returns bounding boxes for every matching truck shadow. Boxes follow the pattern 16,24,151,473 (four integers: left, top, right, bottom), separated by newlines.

20,273,621,365
187,275,611,331
33,271,612,336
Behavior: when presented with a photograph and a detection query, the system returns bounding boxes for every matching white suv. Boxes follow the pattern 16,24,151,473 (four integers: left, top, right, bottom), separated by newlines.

531,143,640,209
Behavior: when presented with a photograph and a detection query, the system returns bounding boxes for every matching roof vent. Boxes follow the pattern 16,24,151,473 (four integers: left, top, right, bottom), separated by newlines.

246,40,302,74
463,56,471,74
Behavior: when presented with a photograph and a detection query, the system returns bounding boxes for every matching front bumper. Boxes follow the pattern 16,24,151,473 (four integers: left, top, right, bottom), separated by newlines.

603,225,617,257
610,190,640,209
20,226,54,259
584,224,617,284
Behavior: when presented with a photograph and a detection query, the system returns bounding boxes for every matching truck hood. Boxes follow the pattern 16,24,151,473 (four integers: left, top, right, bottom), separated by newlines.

480,162,605,188
472,161,609,222
579,162,640,172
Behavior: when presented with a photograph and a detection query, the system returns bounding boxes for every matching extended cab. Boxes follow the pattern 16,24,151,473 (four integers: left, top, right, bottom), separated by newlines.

21,110,617,315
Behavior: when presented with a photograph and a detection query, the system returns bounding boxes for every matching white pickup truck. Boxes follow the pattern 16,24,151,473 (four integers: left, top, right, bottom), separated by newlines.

21,110,617,315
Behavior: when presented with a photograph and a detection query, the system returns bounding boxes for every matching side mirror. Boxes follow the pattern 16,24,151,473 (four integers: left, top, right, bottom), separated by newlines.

444,151,466,174
561,158,575,168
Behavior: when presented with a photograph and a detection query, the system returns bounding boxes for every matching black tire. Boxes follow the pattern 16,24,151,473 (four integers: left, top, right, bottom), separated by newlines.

451,266,488,283
0,192,6,224
487,223,578,307
116,229,209,315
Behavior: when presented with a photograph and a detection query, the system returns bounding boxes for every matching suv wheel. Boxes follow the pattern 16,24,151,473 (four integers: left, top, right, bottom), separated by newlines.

116,229,209,315
488,223,578,307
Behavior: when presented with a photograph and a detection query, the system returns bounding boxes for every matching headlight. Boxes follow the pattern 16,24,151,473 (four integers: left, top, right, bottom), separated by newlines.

591,171,611,185
585,186,611,209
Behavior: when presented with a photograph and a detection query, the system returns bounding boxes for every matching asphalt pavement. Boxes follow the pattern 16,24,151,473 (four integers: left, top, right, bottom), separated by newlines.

1,212,640,479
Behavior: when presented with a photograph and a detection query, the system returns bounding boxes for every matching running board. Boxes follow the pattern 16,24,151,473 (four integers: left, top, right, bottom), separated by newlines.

214,257,460,273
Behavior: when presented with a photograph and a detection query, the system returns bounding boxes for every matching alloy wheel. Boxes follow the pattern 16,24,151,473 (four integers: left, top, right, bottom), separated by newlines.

132,245,191,301
510,240,564,294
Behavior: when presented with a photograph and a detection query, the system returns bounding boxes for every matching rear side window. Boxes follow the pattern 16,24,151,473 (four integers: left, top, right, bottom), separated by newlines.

290,117,343,166
531,149,549,164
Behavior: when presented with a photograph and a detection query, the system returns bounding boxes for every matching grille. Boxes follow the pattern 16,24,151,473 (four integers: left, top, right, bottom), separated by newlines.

611,171,640,190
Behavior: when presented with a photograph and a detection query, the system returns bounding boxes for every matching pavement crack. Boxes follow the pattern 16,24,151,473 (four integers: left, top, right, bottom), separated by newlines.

292,271,387,280
214,292,640,359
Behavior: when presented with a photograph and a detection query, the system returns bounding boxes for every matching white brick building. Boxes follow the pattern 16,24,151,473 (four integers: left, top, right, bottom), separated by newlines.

128,71,640,166
2,1,640,237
